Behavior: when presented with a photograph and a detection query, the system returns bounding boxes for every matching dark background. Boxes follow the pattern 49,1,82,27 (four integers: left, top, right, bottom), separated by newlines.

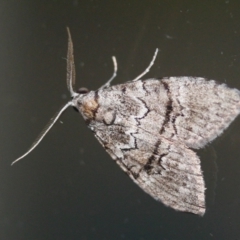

1,0,240,239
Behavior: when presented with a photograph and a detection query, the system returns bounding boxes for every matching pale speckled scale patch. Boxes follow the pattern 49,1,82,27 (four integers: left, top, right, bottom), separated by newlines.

13,29,240,216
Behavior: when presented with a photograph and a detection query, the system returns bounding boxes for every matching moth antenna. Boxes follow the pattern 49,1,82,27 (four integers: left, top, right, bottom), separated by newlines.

66,27,78,97
132,48,159,81
99,56,118,89
11,102,73,166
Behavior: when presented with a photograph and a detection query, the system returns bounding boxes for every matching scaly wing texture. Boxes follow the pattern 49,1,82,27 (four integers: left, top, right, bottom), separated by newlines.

95,124,205,215
159,77,240,149
107,77,240,149
79,77,240,215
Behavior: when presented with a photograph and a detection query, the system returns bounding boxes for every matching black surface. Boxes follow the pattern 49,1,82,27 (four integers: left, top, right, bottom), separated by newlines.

1,1,240,239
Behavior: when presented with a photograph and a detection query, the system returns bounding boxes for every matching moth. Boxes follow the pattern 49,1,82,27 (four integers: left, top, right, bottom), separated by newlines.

12,28,240,216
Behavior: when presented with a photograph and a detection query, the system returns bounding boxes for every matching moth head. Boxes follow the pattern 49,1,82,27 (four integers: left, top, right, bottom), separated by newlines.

72,88,89,112
72,91,99,120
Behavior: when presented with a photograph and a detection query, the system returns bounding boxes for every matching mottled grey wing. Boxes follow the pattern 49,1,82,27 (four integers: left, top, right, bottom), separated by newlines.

105,77,240,149
94,124,205,215
156,77,240,149
87,77,240,215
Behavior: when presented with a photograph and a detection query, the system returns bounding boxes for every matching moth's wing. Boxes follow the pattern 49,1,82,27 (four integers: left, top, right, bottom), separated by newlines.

94,125,205,215
106,78,240,149
158,77,240,149
84,77,240,215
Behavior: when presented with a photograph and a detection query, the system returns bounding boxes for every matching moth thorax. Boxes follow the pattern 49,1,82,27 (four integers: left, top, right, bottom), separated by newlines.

78,93,99,120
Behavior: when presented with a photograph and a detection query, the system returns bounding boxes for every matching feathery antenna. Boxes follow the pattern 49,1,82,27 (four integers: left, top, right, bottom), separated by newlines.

66,27,78,97
11,28,77,165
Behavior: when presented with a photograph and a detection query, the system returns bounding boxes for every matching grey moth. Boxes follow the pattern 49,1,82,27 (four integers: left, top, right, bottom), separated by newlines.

13,28,240,216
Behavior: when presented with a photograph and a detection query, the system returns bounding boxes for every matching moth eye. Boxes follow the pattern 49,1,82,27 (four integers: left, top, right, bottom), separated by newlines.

77,87,89,94
73,106,79,112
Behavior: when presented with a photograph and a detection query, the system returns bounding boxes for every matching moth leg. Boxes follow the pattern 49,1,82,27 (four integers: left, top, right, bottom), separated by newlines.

99,56,118,89
132,48,159,81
